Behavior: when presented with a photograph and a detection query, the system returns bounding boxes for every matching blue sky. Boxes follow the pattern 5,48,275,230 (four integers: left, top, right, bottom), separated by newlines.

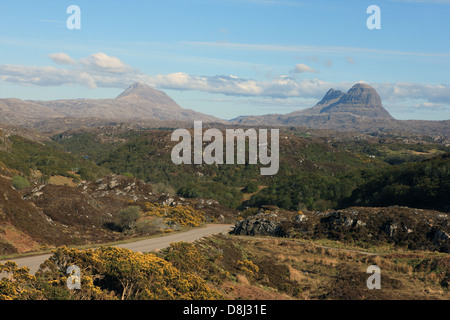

0,0,449,120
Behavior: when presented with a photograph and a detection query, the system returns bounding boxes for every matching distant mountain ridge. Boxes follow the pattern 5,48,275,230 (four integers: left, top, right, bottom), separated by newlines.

0,82,221,126
231,83,449,136
0,82,449,136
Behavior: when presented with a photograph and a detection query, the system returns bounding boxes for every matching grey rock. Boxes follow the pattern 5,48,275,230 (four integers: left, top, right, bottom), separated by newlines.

294,214,308,223
384,223,399,238
233,218,283,237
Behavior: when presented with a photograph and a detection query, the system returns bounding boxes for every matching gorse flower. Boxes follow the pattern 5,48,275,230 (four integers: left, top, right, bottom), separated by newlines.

143,202,205,227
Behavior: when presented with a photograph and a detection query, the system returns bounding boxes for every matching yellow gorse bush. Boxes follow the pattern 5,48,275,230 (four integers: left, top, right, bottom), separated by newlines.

236,259,259,278
0,246,223,300
143,202,205,227
0,261,39,300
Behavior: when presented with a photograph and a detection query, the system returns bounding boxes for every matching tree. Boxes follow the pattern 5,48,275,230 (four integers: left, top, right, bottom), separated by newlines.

243,181,258,193
116,206,141,230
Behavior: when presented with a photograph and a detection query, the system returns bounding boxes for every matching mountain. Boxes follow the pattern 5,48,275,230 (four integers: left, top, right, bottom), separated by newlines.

1,82,449,136
319,83,393,119
231,83,450,136
311,88,345,112
0,82,222,127
116,82,172,101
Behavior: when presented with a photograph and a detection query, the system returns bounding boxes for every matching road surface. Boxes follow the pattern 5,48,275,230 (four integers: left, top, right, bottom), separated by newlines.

0,224,233,275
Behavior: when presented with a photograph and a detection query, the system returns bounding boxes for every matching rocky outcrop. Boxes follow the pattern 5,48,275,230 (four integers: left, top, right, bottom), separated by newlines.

234,208,285,237
234,217,283,237
231,206,450,252
78,174,155,202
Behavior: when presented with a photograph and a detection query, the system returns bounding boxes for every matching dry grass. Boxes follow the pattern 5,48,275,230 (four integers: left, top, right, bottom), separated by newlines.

365,255,414,275
236,273,250,285
221,281,293,300
202,235,450,300
288,264,306,283
0,223,41,253
48,175,77,187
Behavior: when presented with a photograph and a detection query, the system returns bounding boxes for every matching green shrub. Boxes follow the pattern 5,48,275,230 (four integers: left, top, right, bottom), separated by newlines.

116,206,141,230
243,181,258,193
11,176,30,190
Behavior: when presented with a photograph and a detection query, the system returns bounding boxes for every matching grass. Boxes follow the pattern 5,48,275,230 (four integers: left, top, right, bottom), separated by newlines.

313,237,408,255
193,234,450,300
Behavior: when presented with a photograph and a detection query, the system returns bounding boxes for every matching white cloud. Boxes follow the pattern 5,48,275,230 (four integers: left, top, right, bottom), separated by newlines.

416,102,444,110
292,63,318,74
48,53,77,66
373,82,450,104
0,64,97,88
80,52,134,73
0,52,138,89
0,52,449,116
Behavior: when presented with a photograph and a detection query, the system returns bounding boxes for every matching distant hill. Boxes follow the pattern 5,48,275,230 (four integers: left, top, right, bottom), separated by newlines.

340,152,450,211
0,82,222,126
1,82,449,136
231,83,450,136
50,126,388,210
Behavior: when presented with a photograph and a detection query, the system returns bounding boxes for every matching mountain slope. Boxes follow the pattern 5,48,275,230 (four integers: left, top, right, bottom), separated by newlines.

319,83,393,119
340,152,450,211
0,82,222,126
1,82,449,136
231,83,449,135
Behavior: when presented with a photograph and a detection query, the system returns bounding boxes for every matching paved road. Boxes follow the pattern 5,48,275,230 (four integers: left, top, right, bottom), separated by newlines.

0,224,233,275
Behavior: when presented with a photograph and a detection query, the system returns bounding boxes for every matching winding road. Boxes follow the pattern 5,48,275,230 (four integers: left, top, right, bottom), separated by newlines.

0,224,233,275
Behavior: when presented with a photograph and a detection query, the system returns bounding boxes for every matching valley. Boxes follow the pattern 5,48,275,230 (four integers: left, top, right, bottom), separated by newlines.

0,82,449,300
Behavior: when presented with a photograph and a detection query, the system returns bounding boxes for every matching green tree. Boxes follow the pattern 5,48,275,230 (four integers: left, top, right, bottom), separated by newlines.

243,181,258,193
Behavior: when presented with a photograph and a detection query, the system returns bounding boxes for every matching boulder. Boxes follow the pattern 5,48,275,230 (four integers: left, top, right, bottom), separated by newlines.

294,214,308,223
233,218,284,237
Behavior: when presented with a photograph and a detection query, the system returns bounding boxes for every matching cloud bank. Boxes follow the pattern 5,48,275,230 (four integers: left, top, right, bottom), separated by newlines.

0,52,449,111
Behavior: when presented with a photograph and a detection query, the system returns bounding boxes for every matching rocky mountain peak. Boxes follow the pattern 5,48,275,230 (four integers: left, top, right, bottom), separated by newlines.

320,83,393,119
317,88,345,106
115,82,165,100
338,83,381,106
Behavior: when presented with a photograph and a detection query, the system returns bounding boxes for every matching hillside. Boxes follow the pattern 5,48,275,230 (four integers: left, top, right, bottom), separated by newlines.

49,124,450,211
0,129,109,181
50,126,391,210
341,152,450,211
0,172,237,256
0,130,238,256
